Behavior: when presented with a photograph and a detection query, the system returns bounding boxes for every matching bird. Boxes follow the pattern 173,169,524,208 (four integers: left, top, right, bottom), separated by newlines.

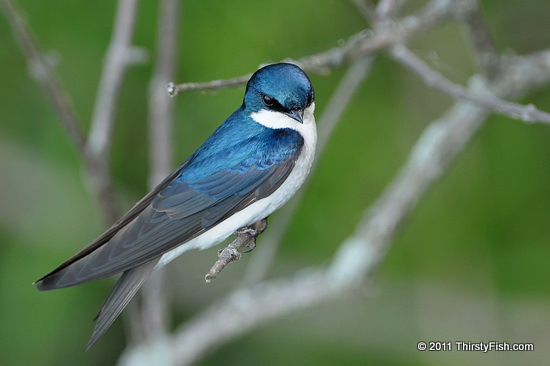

35,62,317,350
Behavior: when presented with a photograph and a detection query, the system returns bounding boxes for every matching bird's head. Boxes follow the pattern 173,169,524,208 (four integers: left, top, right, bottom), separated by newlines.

244,63,315,125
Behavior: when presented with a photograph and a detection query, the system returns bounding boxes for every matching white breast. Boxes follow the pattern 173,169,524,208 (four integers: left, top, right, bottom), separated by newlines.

157,103,317,268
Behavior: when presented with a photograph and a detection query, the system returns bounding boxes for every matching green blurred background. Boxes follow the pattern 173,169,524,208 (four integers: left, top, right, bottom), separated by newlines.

1,0,549,365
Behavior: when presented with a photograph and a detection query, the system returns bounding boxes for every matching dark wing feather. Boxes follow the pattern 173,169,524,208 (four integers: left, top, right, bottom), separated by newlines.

85,259,159,350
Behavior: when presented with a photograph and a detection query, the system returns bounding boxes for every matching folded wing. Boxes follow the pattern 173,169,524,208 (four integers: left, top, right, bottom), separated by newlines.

36,128,303,290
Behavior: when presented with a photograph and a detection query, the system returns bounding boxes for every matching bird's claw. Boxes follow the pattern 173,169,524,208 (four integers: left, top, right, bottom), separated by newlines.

243,239,256,253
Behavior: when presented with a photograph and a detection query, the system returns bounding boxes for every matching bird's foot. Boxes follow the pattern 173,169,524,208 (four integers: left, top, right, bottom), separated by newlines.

235,218,268,253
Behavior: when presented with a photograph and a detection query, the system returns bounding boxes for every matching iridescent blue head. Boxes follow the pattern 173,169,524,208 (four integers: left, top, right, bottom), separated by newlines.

244,63,315,124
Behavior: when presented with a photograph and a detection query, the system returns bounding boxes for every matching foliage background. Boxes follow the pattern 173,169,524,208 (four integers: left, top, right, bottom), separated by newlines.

1,0,549,365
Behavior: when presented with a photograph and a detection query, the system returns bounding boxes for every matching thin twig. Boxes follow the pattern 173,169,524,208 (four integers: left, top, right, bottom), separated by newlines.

0,0,86,153
390,44,550,124
168,74,252,95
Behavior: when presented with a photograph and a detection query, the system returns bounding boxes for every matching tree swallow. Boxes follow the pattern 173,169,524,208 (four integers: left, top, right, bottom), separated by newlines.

35,62,316,349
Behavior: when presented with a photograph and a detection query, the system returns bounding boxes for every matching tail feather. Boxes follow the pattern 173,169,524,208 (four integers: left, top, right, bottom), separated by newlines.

86,259,159,351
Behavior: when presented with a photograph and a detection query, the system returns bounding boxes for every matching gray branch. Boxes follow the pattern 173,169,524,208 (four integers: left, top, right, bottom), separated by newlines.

0,0,86,152
87,0,144,162
85,0,144,224
390,44,550,125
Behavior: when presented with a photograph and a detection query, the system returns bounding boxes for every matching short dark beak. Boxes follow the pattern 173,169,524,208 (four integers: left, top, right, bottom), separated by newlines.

286,109,304,124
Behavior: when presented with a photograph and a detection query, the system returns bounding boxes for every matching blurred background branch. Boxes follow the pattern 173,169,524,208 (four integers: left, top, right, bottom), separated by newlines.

390,45,550,124
85,0,144,225
131,0,181,350
0,0,86,152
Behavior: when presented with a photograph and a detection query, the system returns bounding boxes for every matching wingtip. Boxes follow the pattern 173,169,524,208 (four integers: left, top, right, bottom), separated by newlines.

86,336,100,352
86,311,104,351
85,260,159,350
34,278,47,291
85,313,111,351
34,266,65,291
34,274,58,291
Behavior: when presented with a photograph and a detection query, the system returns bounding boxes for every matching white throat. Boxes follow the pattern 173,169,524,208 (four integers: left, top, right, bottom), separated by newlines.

249,102,316,139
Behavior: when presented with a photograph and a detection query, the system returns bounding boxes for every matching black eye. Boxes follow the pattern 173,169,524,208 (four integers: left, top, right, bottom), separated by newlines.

262,94,276,107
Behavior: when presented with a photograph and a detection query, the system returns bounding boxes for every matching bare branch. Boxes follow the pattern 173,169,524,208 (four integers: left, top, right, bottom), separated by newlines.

0,0,86,153
167,73,252,95
85,0,143,224
390,45,550,124
87,0,144,160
